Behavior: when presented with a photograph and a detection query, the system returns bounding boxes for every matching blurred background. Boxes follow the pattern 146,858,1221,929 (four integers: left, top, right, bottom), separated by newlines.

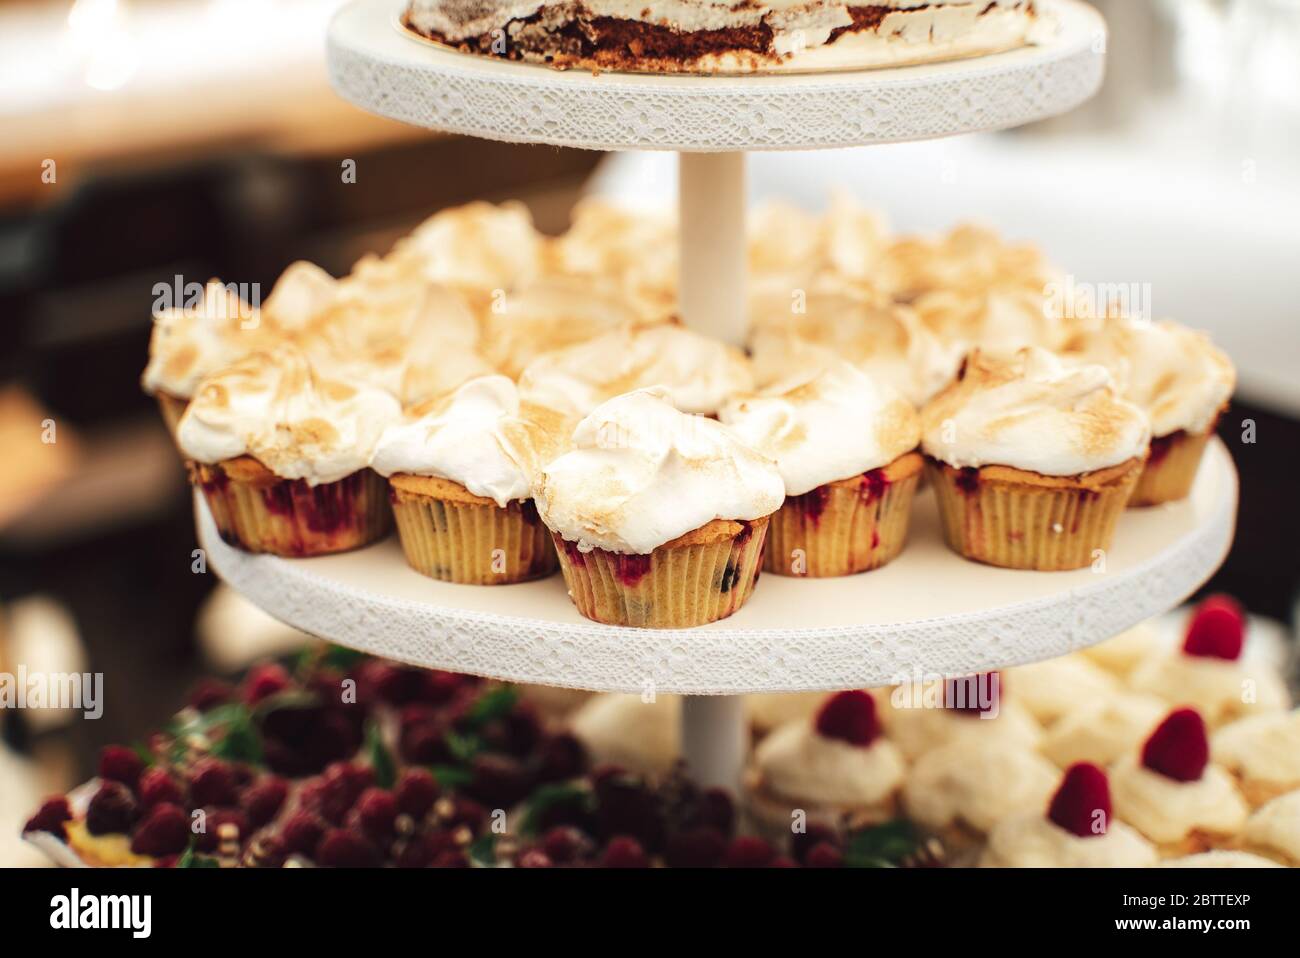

1,0,1298,863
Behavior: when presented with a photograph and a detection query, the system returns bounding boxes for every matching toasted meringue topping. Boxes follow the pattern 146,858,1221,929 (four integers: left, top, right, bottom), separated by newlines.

911,286,1065,355
177,343,401,484
553,199,677,323
1061,317,1235,436
921,346,1151,475
879,222,1058,302
371,375,571,506
260,261,340,331
535,387,784,554
394,200,543,292
518,324,753,417
720,361,919,495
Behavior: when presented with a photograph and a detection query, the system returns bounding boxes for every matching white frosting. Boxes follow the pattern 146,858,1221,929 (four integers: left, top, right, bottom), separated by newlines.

1063,318,1235,436
880,222,1058,302
912,286,1066,355
719,362,919,495
881,690,1041,761
519,324,753,418
1158,850,1284,868
1041,693,1167,768
395,200,543,292
1242,791,1300,865
746,692,829,733
981,813,1157,868
753,719,905,807
553,200,677,323
568,693,680,776
920,347,1151,476
1129,650,1291,727
1213,711,1300,789
177,343,402,485
1080,622,1162,677
1110,756,1249,845
903,739,1058,834
536,387,785,554
1003,655,1120,726
260,261,340,332
371,375,570,507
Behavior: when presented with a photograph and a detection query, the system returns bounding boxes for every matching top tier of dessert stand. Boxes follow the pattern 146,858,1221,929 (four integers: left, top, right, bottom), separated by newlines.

196,0,1237,790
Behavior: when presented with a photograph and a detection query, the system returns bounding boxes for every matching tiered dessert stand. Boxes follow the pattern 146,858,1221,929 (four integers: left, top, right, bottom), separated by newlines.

199,0,1238,792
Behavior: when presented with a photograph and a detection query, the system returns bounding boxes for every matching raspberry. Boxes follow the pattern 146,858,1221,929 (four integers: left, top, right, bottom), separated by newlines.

395,831,456,868
945,672,1001,715
189,758,237,807
280,811,326,857
23,797,72,838
1048,762,1112,837
467,754,533,809
243,662,292,705
188,677,233,712
540,826,593,865
195,807,249,852
394,769,439,819
85,781,139,836
517,848,554,868
665,826,726,868
431,850,470,868
537,733,588,783
415,670,463,705
791,823,839,864
804,841,844,868
601,835,649,868
594,773,663,849
315,828,381,868
298,779,352,826
443,797,487,832
769,856,799,868
137,767,184,810
241,777,289,828
481,707,542,759
1141,708,1209,783
131,803,190,857
97,745,144,791
349,788,398,842
814,690,882,746
722,836,774,868
358,662,418,705
400,721,450,766
1183,594,1245,660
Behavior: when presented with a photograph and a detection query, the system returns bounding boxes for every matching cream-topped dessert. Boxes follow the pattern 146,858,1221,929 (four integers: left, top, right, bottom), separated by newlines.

746,692,830,738
1079,622,1162,677
405,0,1040,75
568,693,682,776
1213,710,1300,807
1040,692,1166,769
981,763,1158,868
882,672,1042,761
1110,708,1250,854
1240,791,1300,866
879,222,1058,303
1002,655,1119,726
1158,850,1284,868
519,323,753,418
392,200,545,298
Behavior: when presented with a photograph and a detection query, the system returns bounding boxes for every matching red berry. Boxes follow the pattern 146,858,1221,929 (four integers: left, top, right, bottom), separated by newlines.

431,850,470,868
665,826,726,868
722,836,774,868
792,823,839,864
86,781,139,835
189,758,237,807
195,807,249,852
1183,594,1245,660
769,856,799,868
517,849,554,868
23,797,72,838
415,670,463,705
98,745,144,791
188,677,233,712
467,753,534,809
349,788,398,842
241,777,289,828
540,826,593,865
316,828,381,868
1048,762,1112,837
395,831,455,868
804,841,844,868
601,835,649,868
131,803,190,857
443,797,487,832
1141,708,1209,783
814,690,881,746
324,762,375,804
137,767,184,810
280,811,326,857
945,672,1002,716
243,662,292,705
537,733,588,783
394,769,439,819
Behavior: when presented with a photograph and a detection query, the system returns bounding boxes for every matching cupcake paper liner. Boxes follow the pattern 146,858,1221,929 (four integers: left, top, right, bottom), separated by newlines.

552,517,770,628
390,483,557,585
1130,428,1214,507
764,455,922,577
927,458,1141,571
191,459,391,557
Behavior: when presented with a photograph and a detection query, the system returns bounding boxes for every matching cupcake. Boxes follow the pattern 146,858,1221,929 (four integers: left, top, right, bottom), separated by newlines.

920,347,1149,570
1158,850,1284,868
1040,692,1166,768
746,691,905,839
882,672,1041,761
1003,655,1119,726
719,362,922,577
1110,708,1249,856
1078,621,1162,678
141,279,279,438
981,763,1157,867
1238,791,1300,866
568,693,681,777
745,692,830,740
902,736,1058,853
1062,317,1234,505
1212,710,1300,808
1129,596,1290,727
178,343,400,556
535,388,784,628
371,376,568,585
518,323,753,419
876,223,1058,305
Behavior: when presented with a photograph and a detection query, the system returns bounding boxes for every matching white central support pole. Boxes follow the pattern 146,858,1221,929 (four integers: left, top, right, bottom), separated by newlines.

678,151,748,347
682,695,748,793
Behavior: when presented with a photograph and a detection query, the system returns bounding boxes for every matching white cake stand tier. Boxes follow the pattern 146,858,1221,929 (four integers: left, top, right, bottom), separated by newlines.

200,440,1236,695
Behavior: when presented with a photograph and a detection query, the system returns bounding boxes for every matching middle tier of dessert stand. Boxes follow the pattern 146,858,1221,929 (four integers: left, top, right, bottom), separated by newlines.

194,0,1239,792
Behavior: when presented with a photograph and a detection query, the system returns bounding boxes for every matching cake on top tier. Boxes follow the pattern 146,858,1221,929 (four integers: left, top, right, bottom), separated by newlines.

404,0,1040,74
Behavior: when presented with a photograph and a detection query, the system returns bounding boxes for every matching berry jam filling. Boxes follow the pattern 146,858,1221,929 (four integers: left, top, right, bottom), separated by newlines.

611,552,653,586
1141,708,1209,783
1146,431,1184,467
955,467,981,495
859,467,891,502
1048,762,1112,837
789,485,832,525
261,472,366,535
